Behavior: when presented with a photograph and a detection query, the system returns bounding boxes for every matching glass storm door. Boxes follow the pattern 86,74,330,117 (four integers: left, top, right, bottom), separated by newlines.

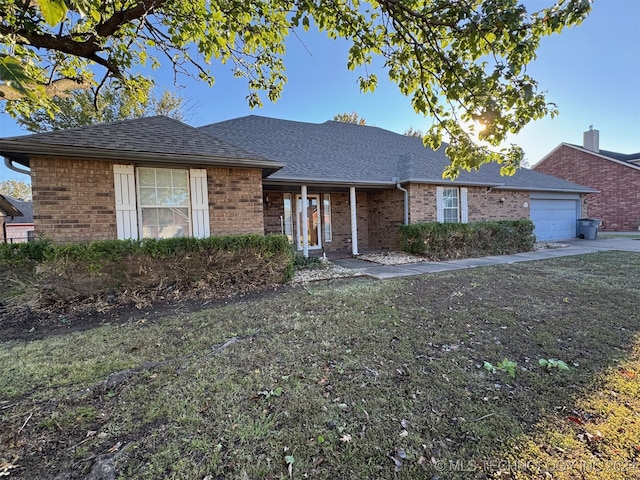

296,195,322,250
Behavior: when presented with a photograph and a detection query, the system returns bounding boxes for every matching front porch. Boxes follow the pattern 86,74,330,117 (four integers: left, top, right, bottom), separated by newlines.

262,184,405,257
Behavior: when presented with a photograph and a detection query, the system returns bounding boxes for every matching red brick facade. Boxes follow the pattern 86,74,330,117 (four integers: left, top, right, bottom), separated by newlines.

30,158,265,243
208,167,264,235
31,157,117,242
534,145,640,231
28,157,547,249
263,185,531,253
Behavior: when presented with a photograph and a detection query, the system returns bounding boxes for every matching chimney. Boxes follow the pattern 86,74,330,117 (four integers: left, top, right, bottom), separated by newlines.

583,125,599,153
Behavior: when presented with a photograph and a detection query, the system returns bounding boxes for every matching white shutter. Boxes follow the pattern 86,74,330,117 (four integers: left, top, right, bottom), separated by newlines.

190,168,210,238
113,164,138,240
460,187,468,224
436,186,444,222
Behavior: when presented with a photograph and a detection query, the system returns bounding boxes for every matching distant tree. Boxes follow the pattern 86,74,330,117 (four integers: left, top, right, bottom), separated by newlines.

403,127,424,138
14,83,190,133
332,112,366,125
0,180,32,200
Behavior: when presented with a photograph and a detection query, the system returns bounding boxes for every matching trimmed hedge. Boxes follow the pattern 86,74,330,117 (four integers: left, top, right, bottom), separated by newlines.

399,220,535,260
1,235,294,301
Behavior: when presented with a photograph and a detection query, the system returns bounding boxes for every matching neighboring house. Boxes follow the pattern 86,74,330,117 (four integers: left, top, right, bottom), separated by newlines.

0,115,594,254
0,194,24,243
533,127,640,231
1,196,35,243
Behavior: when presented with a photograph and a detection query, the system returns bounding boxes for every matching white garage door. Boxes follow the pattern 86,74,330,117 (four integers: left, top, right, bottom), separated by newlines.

530,197,580,241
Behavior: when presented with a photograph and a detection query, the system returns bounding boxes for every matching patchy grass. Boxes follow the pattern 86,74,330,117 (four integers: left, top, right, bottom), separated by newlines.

1,251,640,479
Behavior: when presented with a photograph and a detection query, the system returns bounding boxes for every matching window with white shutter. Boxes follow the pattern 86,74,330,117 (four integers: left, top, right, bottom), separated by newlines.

113,164,138,240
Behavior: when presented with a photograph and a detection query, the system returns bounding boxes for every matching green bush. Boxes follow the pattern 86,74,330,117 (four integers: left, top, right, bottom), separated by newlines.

399,220,535,260
0,238,54,266
1,234,295,302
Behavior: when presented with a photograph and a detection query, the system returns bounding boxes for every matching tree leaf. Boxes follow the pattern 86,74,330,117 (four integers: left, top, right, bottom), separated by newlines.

0,56,35,99
37,0,68,26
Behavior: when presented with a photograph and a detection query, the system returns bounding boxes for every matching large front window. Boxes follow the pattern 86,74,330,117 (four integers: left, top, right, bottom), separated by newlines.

138,168,190,238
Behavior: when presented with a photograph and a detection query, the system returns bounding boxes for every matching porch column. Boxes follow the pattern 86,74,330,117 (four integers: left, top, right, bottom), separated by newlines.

301,185,309,258
350,186,359,256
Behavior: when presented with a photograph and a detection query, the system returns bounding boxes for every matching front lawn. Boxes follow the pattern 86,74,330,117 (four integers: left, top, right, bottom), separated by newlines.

1,251,639,479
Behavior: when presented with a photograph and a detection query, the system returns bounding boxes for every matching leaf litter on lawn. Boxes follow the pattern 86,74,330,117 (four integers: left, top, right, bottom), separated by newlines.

1,251,639,479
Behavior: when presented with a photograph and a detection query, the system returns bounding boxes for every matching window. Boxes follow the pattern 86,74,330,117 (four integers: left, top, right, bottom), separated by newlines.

436,186,468,223
114,165,210,240
442,188,459,223
138,168,190,238
283,193,293,242
323,194,332,242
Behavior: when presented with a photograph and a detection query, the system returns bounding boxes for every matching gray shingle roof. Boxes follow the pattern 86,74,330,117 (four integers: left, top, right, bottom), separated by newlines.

200,116,595,193
0,194,23,218
567,144,640,164
1,196,33,223
0,116,282,172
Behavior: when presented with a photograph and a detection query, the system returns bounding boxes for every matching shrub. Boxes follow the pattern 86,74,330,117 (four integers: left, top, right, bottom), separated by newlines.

399,219,535,260
0,238,54,267
1,234,294,302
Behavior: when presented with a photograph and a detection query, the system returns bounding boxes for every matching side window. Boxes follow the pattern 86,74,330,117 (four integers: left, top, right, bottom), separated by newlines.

283,193,293,242
323,194,332,242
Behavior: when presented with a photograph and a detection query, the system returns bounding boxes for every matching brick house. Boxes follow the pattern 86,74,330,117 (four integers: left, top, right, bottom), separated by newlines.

0,194,32,243
533,128,640,231
0,195,34,243
1,115,594,253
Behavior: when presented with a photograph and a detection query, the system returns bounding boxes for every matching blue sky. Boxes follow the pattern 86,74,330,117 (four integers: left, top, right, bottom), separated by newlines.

1,0,639,183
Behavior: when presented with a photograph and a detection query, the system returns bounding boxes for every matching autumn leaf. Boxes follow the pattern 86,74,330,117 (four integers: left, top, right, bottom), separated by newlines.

567,415,583,425
340,433,352,442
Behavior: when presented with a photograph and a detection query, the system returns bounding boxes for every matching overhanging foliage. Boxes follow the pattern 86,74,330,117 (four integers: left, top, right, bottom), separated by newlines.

0,0,591,177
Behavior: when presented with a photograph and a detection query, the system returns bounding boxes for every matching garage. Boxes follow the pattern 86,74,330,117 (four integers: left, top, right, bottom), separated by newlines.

530,194,582,241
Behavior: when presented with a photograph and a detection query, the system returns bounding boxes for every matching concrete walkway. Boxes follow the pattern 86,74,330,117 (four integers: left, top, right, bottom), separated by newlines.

332,236,640,280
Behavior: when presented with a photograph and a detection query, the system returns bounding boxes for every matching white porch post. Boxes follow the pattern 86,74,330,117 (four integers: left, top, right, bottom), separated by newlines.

350,186,359,256
301,185,309,258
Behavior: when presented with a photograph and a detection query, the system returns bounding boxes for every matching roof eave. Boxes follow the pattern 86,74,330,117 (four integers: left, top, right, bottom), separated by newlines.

494,185,598,194
0,141,283,171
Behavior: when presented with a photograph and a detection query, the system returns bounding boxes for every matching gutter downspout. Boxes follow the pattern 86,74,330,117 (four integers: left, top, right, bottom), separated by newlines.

4,158,30,176
393,177,409,225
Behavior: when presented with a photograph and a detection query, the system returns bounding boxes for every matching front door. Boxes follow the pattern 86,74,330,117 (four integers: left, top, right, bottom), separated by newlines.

296,194,322,250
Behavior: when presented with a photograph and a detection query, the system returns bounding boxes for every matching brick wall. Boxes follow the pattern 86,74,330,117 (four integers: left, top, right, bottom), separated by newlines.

367,189,404,249
467,188,530,221
263,192,286,236
208,167,264,235
534,145,640,231
407,184,436,222
30,159,265,243
31,157,117,242
406,184,529,223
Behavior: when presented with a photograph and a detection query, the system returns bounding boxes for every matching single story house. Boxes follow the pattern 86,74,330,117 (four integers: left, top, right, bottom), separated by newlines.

0,115,595,255
0,195,34,243
533,127,640,231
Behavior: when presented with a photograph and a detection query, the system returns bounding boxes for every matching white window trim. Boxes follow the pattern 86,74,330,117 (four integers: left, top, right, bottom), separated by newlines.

113,165,210,240
436,186,468,224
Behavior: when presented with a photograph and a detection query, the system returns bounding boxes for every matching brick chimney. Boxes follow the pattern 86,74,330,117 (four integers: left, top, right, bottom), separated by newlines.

583,126,599,153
